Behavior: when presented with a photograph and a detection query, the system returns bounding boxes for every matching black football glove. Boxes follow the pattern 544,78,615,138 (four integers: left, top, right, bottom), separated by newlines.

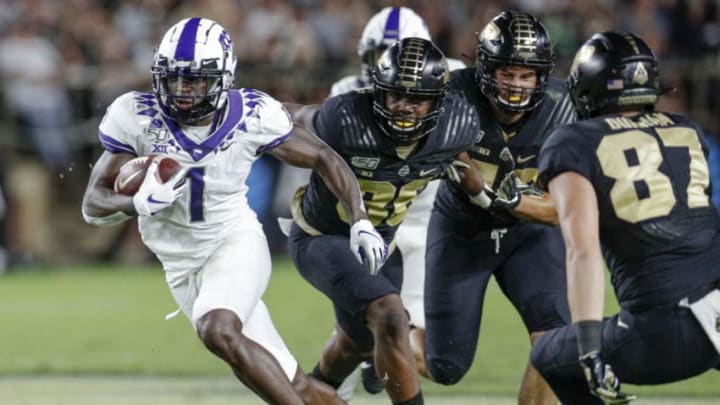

579,351,636,405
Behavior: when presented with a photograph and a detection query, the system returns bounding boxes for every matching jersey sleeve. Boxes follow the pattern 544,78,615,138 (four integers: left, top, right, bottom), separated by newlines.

97,92,142,156
537,124,595,190
244,90,294,155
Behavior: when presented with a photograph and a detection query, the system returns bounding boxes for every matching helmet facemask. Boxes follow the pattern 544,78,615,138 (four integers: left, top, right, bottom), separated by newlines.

477,60,551,112
372,88,444,143
152,64,226,124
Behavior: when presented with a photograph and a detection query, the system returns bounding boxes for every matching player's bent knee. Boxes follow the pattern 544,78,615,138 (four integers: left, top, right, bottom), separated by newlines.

335,326,373,356
425,357,468,385
366,295,409,341
196,309,244,353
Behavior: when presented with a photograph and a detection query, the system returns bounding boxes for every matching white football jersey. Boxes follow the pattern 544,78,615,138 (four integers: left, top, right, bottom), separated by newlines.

98,89,293,272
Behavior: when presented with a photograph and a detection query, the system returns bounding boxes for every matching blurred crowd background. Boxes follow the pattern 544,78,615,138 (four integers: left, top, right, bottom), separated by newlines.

0,0,719,271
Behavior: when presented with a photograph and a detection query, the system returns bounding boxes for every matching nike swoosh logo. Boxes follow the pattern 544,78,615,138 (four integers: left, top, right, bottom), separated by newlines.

117,170,143,190
419,168,437,176
147,195,171,204
516,154,536,164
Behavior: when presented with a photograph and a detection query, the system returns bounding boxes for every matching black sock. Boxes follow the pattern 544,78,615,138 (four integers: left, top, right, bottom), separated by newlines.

309,363,342,389
393,391,424,405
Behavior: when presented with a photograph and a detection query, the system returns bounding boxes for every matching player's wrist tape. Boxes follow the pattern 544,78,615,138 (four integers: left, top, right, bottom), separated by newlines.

574,320,603,356
469,189,493,208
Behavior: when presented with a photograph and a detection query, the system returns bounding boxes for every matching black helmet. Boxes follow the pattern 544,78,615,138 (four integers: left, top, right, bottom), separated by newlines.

372,37,449,143
476,11,554,112
568,31,660,119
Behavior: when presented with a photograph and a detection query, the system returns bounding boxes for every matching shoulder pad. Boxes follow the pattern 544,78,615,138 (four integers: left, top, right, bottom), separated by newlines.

240,88,293,137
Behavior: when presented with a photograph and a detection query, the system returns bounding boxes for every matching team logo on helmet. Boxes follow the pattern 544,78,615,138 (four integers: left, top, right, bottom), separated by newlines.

479,22,501,42
633,63,649,86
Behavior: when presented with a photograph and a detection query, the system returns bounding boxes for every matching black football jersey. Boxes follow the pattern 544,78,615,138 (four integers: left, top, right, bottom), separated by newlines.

294,90,480,241
539,111,720,310
435,68,576,229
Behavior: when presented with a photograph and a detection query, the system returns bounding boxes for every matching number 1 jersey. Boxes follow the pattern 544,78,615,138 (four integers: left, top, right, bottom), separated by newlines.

97,89,292,271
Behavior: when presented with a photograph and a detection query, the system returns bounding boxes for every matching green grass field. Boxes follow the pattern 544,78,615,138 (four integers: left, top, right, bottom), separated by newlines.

0,258,717,404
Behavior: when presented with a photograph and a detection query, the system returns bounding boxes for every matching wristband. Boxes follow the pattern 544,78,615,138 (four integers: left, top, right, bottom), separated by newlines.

574,320,603,356
469,189,492,208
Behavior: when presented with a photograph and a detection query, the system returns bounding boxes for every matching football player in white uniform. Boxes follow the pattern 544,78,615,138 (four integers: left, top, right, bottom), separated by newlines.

308,7,466,398
81,17,386,405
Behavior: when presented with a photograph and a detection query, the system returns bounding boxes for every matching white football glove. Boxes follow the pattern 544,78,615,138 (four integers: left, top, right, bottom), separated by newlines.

349,219,388,276
133,159,187,217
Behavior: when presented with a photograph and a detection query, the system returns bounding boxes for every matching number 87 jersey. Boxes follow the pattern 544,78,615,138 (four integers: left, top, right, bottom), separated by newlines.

538,111,720,304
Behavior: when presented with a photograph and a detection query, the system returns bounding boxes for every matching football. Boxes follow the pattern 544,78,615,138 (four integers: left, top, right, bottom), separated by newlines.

113,155,182,196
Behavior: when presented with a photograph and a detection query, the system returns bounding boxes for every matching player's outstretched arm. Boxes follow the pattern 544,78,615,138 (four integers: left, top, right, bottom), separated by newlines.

269,122,368,224
549,171,636,402
81,151,136,225
271,123,387,275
